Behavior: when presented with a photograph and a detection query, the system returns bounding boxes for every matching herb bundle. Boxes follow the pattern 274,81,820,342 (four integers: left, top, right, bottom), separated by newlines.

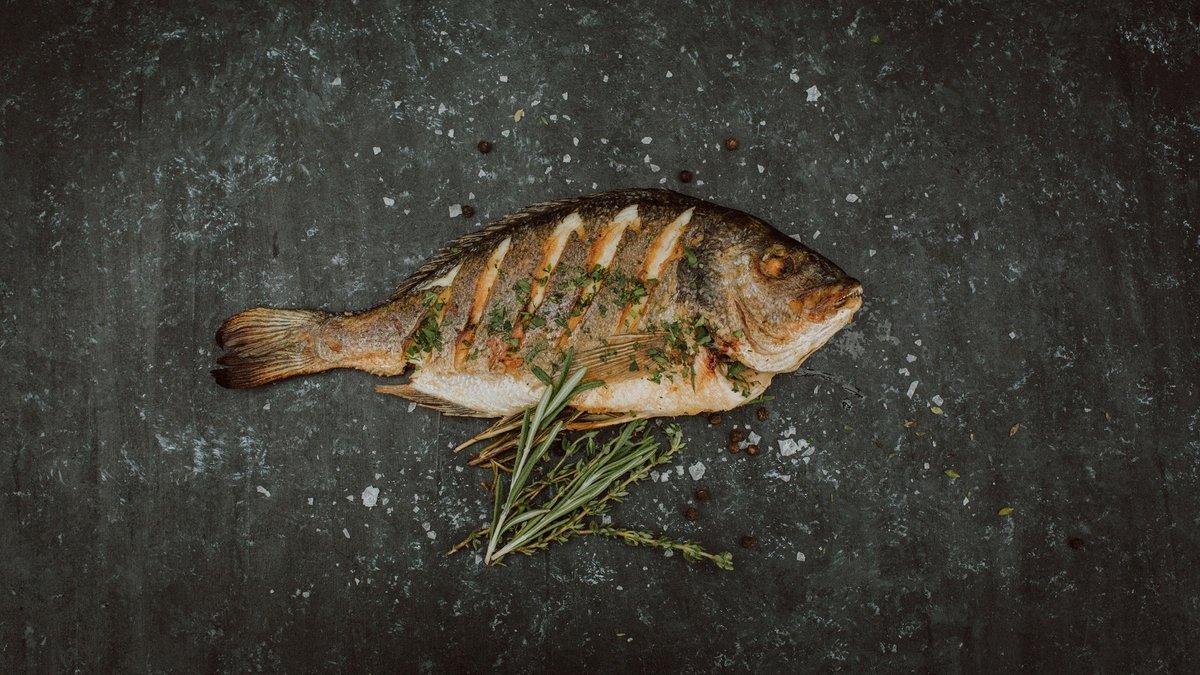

451,352,734,570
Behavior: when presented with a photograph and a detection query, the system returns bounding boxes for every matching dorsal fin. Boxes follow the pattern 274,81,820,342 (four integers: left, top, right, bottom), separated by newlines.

389,188,692,301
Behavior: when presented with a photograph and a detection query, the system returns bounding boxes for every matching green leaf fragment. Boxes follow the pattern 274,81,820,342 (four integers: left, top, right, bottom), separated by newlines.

943,469,960,479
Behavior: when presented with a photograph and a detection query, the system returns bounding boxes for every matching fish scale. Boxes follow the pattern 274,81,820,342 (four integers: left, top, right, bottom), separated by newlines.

213,188,863,419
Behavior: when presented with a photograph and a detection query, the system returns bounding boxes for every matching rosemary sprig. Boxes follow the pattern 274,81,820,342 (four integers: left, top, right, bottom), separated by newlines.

456,351,733,570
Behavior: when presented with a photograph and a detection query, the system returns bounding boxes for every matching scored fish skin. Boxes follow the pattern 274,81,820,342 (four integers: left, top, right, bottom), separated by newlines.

213,188,863,418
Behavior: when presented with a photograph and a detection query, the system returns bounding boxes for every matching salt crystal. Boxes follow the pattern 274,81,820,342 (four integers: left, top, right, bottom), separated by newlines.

790,71,800,83
331,76,342,86
563,154,571,163
747,432,761,446
846,193,859,203
806,85,821,102
361,486,380,508
342,528,350,539
372,146,381,155
778,438,800,456
383,197,395,206
906,381,919,398
932,394,944,406
256,485,271,497
641,137,652,144
448,204,463,218
688,462,706,480
796,552,806,561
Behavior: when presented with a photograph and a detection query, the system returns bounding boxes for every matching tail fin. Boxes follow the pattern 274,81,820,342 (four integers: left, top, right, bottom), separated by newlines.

212,307,331,388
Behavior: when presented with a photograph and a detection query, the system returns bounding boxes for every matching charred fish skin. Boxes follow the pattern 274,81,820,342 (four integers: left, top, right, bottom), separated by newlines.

213,188,862,418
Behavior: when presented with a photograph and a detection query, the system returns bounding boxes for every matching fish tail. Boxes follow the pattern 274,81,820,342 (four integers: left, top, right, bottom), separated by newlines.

212,307,333,388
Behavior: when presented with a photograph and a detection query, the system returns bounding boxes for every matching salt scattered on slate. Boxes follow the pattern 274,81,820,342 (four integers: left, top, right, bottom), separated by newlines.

499,75,508,82
846,193,859,203
796,552,806,562
383,197,395,206
372,146,381,155
256,485,271,498
806,85,821,101
789,70,800,83
361,486,380,508
906,354,917,362
448,204,462,217
641,136,653,144
778,438,800,456
688,461,706,480
747,431,762,446
906,381,919,398
932,394,944,406
563,154,571,163
331,76,342,86
342,528,350,539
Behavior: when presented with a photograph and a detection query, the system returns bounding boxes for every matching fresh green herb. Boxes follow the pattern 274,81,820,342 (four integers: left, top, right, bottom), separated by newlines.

944,469,961,480
451,354,732,570
683,246,698,268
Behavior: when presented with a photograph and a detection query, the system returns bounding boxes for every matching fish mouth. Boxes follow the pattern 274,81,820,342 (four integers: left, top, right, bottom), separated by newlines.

788,278,863,321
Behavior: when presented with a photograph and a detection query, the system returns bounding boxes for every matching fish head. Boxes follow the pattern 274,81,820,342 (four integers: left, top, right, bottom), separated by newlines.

715,220,862,373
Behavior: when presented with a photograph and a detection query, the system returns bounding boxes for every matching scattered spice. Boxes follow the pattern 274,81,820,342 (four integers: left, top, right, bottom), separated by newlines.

870,33,882,45
756,407,770,421
678,169,693,183
477,140,492,154
930,406,944,415
727,442,740,455
461,205,475,219
729,429,745,444
745,444,759,456
707,413,722,425
943,469,961,479
902,420,916,429
739,535,756,549
724,137,739,151
694,488,710,501
1009,422,1021,437
997,506,1014,517
1068,537,1086,550
684,507,700,521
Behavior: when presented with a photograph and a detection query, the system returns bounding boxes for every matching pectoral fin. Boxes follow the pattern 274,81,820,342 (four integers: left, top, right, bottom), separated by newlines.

573,333,669,384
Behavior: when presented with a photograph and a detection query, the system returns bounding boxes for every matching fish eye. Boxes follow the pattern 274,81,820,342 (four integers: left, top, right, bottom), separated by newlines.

758,248,794,279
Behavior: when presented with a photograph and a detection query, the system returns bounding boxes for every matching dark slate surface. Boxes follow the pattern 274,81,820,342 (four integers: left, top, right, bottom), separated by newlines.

3,1,1198,672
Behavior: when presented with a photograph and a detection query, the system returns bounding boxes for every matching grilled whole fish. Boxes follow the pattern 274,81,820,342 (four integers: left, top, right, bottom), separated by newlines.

213,188,862,418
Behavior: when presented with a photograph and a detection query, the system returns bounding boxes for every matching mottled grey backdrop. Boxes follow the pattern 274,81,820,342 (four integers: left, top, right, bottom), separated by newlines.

2,0,1198,672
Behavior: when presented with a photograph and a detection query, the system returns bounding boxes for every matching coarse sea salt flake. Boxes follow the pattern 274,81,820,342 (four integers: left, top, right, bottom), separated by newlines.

448,204,463,218
361,486,380,508
688,462,706,480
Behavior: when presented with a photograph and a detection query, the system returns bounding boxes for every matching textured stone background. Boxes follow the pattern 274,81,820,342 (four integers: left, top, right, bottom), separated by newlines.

2,0,1198,671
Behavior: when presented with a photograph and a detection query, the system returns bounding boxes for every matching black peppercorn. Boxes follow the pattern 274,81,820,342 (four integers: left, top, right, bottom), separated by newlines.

724,137,739,151
740,535,756,549
679,169,693,183
477,140,492,154
684,507,699,521
461,205,475,219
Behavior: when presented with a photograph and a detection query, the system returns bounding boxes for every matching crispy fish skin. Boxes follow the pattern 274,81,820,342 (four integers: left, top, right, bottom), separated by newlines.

213,188,863,417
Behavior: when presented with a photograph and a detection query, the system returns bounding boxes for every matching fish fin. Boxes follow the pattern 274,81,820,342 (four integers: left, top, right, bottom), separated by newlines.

375,384,493,417
389,188,692,300
212,308,330,388
573,333,670,384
